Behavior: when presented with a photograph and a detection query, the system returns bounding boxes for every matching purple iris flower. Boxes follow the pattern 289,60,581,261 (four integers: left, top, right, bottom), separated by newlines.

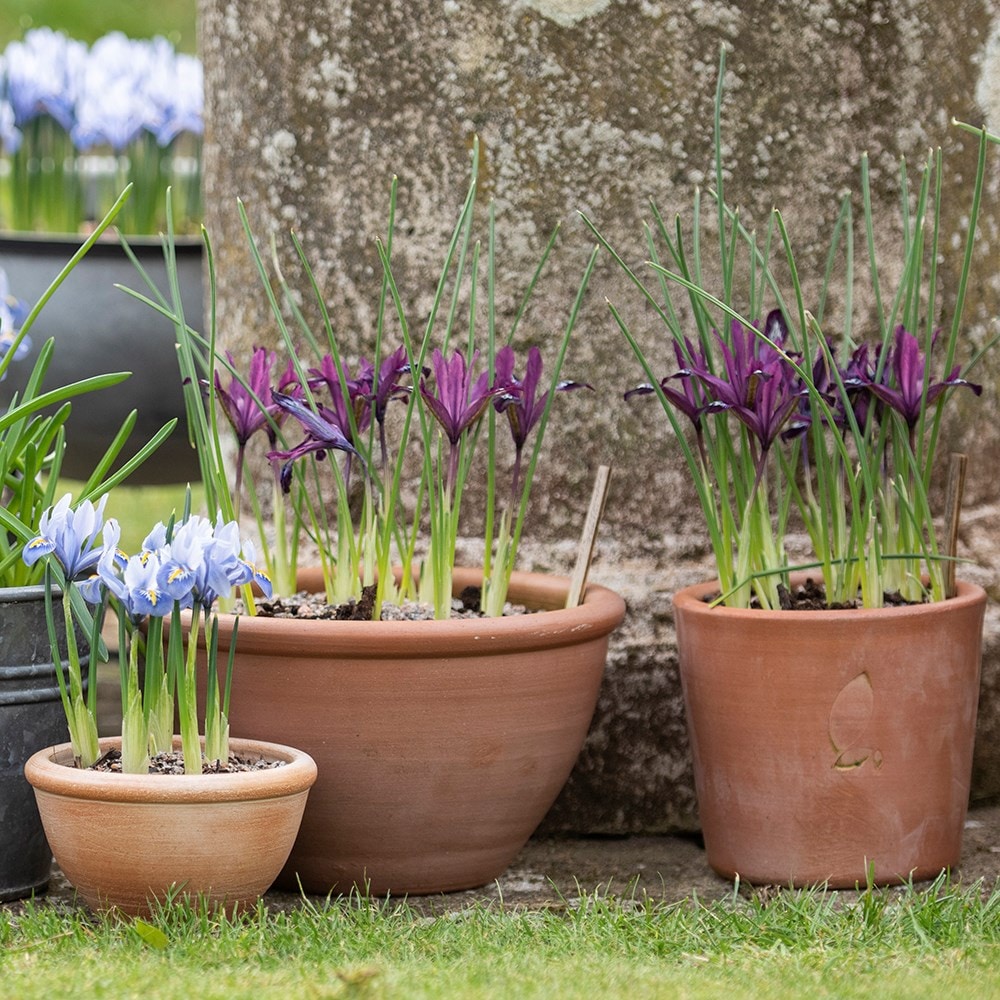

213,348,300,509
366,345,412,424
214,347,297,448
420,349,506,495
420,349,502,445
694,310,803,461
22,494,111,580
836,342,880,432
494,345,591,449
267,392,364,494
624,338,707,425
625,337,710,466
351,345,412,471
864,326,981,433
307,354,373,445
215,347,282,449
494,345,591,499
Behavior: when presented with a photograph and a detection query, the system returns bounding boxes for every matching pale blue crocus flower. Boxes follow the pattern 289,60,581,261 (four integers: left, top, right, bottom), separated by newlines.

147,46,204,145
113,549,175,621
71,76,156,152
0,267,32,376
155,514,265,610
140,520,169,555
235,536,273,599
0,321,31,377
22,494,111,579
0,97,21,153
70,33,162,151
3,28,86,130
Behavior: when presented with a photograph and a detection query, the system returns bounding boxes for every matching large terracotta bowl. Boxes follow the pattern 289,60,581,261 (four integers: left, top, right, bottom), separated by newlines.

204,567,626,895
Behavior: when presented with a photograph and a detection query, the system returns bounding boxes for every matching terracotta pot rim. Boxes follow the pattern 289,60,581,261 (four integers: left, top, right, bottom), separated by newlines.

673,575,986,623
205,567,626,657
25,736,318,804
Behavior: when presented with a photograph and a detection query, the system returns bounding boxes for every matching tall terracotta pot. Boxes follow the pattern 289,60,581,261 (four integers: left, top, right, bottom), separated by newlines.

25,736,317,916
205,567,625,895
672,576,987,888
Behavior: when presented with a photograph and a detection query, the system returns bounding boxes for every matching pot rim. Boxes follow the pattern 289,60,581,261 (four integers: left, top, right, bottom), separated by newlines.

204,567,626,657
0,231,203,253
672,573,987,623
0,583,63,604
24,736,318,804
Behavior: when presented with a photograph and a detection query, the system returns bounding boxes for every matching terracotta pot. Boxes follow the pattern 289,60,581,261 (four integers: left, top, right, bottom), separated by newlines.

204,567,625,895
672,576,987,888
24,736,317,915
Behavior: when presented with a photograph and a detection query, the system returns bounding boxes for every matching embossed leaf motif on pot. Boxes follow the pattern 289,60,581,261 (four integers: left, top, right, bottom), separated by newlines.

829,672,881,772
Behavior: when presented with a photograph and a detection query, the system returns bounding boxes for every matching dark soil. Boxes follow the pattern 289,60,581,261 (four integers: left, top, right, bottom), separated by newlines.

251,584,523,621
711,577,927,611
88,747,288,775
775,578,923,610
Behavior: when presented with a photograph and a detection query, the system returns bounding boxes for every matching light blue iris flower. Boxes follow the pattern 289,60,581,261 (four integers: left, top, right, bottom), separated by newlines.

80,520,172,622
22,493,111,579
0,266,31,377
157,514,271,611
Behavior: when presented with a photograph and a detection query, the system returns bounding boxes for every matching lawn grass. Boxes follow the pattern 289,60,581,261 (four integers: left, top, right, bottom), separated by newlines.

0,0,197,50
3,876,1000,999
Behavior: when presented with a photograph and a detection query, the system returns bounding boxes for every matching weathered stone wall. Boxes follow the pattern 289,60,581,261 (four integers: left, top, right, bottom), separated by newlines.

200,0,1000,833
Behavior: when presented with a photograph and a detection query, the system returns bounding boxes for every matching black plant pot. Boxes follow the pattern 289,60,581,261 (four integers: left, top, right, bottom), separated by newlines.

0,233,202,484
0,585,88,901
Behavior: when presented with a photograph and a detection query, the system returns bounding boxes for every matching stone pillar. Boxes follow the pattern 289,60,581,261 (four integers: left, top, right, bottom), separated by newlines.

200,0,1000,833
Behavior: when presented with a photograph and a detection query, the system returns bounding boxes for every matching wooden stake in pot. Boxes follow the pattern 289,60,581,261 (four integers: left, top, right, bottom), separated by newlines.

566,465,612,609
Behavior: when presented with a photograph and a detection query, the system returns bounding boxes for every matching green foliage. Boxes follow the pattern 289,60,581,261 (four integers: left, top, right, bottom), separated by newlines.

2,876,999,998
586,47,995,608
0,186,176,589
131,149,596,619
